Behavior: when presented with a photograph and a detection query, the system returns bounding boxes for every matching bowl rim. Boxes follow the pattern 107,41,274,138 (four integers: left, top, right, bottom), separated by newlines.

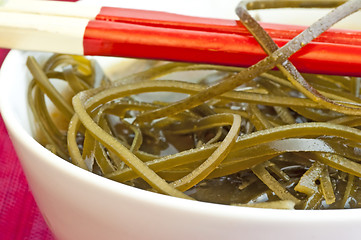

1,49,361,224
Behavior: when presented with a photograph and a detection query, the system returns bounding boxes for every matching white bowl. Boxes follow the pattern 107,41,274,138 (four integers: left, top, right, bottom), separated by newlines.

1,1,361,240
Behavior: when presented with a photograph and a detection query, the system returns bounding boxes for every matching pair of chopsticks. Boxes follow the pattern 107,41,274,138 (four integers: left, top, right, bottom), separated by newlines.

1,1,361,77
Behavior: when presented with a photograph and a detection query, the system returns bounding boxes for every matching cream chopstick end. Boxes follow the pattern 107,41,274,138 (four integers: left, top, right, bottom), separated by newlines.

0,12,87,55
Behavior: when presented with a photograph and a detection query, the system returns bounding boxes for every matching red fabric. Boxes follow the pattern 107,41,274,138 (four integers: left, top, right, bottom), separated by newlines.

0,51,54,239
0,1,78,239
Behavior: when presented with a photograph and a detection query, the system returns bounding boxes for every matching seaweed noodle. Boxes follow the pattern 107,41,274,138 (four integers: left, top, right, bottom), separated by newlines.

27,0,361,209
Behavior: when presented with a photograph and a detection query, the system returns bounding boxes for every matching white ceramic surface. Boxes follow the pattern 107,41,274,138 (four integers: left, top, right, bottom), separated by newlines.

1,1,361,240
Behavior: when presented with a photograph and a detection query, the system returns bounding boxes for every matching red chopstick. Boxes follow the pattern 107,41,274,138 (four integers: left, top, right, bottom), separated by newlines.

96,7,361,46
2,2,361,77
84,7,361,77
84,20,361,77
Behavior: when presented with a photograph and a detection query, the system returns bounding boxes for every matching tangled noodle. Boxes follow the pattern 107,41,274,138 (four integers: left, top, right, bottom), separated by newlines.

27,0,361,209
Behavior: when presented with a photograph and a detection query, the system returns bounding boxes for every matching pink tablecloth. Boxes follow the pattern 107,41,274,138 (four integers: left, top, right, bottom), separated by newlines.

0,51,53,239
0,1,78,239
